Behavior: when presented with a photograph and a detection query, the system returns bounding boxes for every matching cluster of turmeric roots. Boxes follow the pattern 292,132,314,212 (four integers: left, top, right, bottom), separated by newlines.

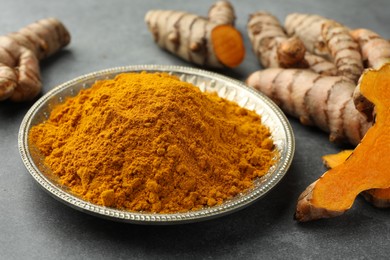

245,12,390,221
145,1,390,222
246,12,390,146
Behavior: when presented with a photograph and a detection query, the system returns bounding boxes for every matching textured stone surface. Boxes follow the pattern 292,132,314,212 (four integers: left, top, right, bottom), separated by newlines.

0,0,389,259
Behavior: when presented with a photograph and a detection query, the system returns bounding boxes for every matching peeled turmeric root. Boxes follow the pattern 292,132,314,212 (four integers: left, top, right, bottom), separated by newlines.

295,64,390,221
145,0,245,68
0,18,71,102
323,149,390,208
322,150,353,169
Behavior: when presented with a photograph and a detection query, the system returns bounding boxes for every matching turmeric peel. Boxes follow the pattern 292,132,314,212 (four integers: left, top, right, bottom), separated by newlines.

29,72,276,213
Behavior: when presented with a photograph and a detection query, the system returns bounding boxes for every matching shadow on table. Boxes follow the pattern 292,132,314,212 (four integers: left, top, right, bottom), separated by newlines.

0,99,36,120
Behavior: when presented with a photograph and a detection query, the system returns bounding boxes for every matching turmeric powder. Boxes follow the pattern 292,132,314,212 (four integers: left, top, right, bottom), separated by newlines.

29,72,275,213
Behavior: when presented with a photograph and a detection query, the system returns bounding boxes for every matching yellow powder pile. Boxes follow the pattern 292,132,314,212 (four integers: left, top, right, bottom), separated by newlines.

29,72,275,213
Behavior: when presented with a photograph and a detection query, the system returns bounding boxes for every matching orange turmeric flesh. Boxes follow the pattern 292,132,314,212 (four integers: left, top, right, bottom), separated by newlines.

323,146,390,209
312,64,390,211
211,25,245,68
322,150,353,169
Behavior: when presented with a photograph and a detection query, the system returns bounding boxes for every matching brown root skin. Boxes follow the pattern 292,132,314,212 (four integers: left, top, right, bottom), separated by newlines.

350,30,390,121
145,1,244,68
285,13,363,83
276,36,307,68
246,68,371,146
208,0,235,26
284,13,331,59
303,53,338,76
0,18,70,102
353,85,375,122
294,181,345,222
350,29,390,69
321,21,363,83
247,11,295,68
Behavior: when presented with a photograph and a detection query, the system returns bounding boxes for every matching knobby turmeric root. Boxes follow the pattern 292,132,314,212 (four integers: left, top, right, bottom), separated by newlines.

145,0,245,68
276,13,364,83
284,12,364,82
351,28,390,121
247,12,337,76
246,12,390,145
351,28,390,69
295,64,390,222
284,13,331,59
0,18,71,102
246,68,371,145
323,149,390,208
208,0,235,26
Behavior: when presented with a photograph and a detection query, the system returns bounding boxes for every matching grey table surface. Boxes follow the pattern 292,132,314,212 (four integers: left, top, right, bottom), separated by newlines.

1,0,389,259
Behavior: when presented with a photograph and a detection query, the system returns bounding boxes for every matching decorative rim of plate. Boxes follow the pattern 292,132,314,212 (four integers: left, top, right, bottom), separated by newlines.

18,65,295,224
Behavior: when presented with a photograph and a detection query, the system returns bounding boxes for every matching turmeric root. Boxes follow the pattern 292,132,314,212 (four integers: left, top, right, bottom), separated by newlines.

246,68,371,145
247,12,337,75
351,28,390,69
295,64,390,221
0,18,70,102
351,28,390,120
145,1,245,68
303,52,338,76
247,11,294,68
284,13,332,59
321,21,363,83
285,13,363,83
208,0,235,26
323,149,390,208
247,12,390,145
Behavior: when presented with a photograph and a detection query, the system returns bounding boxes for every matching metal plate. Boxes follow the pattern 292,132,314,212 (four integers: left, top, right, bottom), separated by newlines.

19,65,295,224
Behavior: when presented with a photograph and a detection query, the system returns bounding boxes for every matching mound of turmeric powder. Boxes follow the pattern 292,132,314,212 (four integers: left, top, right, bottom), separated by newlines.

29,72,275,213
